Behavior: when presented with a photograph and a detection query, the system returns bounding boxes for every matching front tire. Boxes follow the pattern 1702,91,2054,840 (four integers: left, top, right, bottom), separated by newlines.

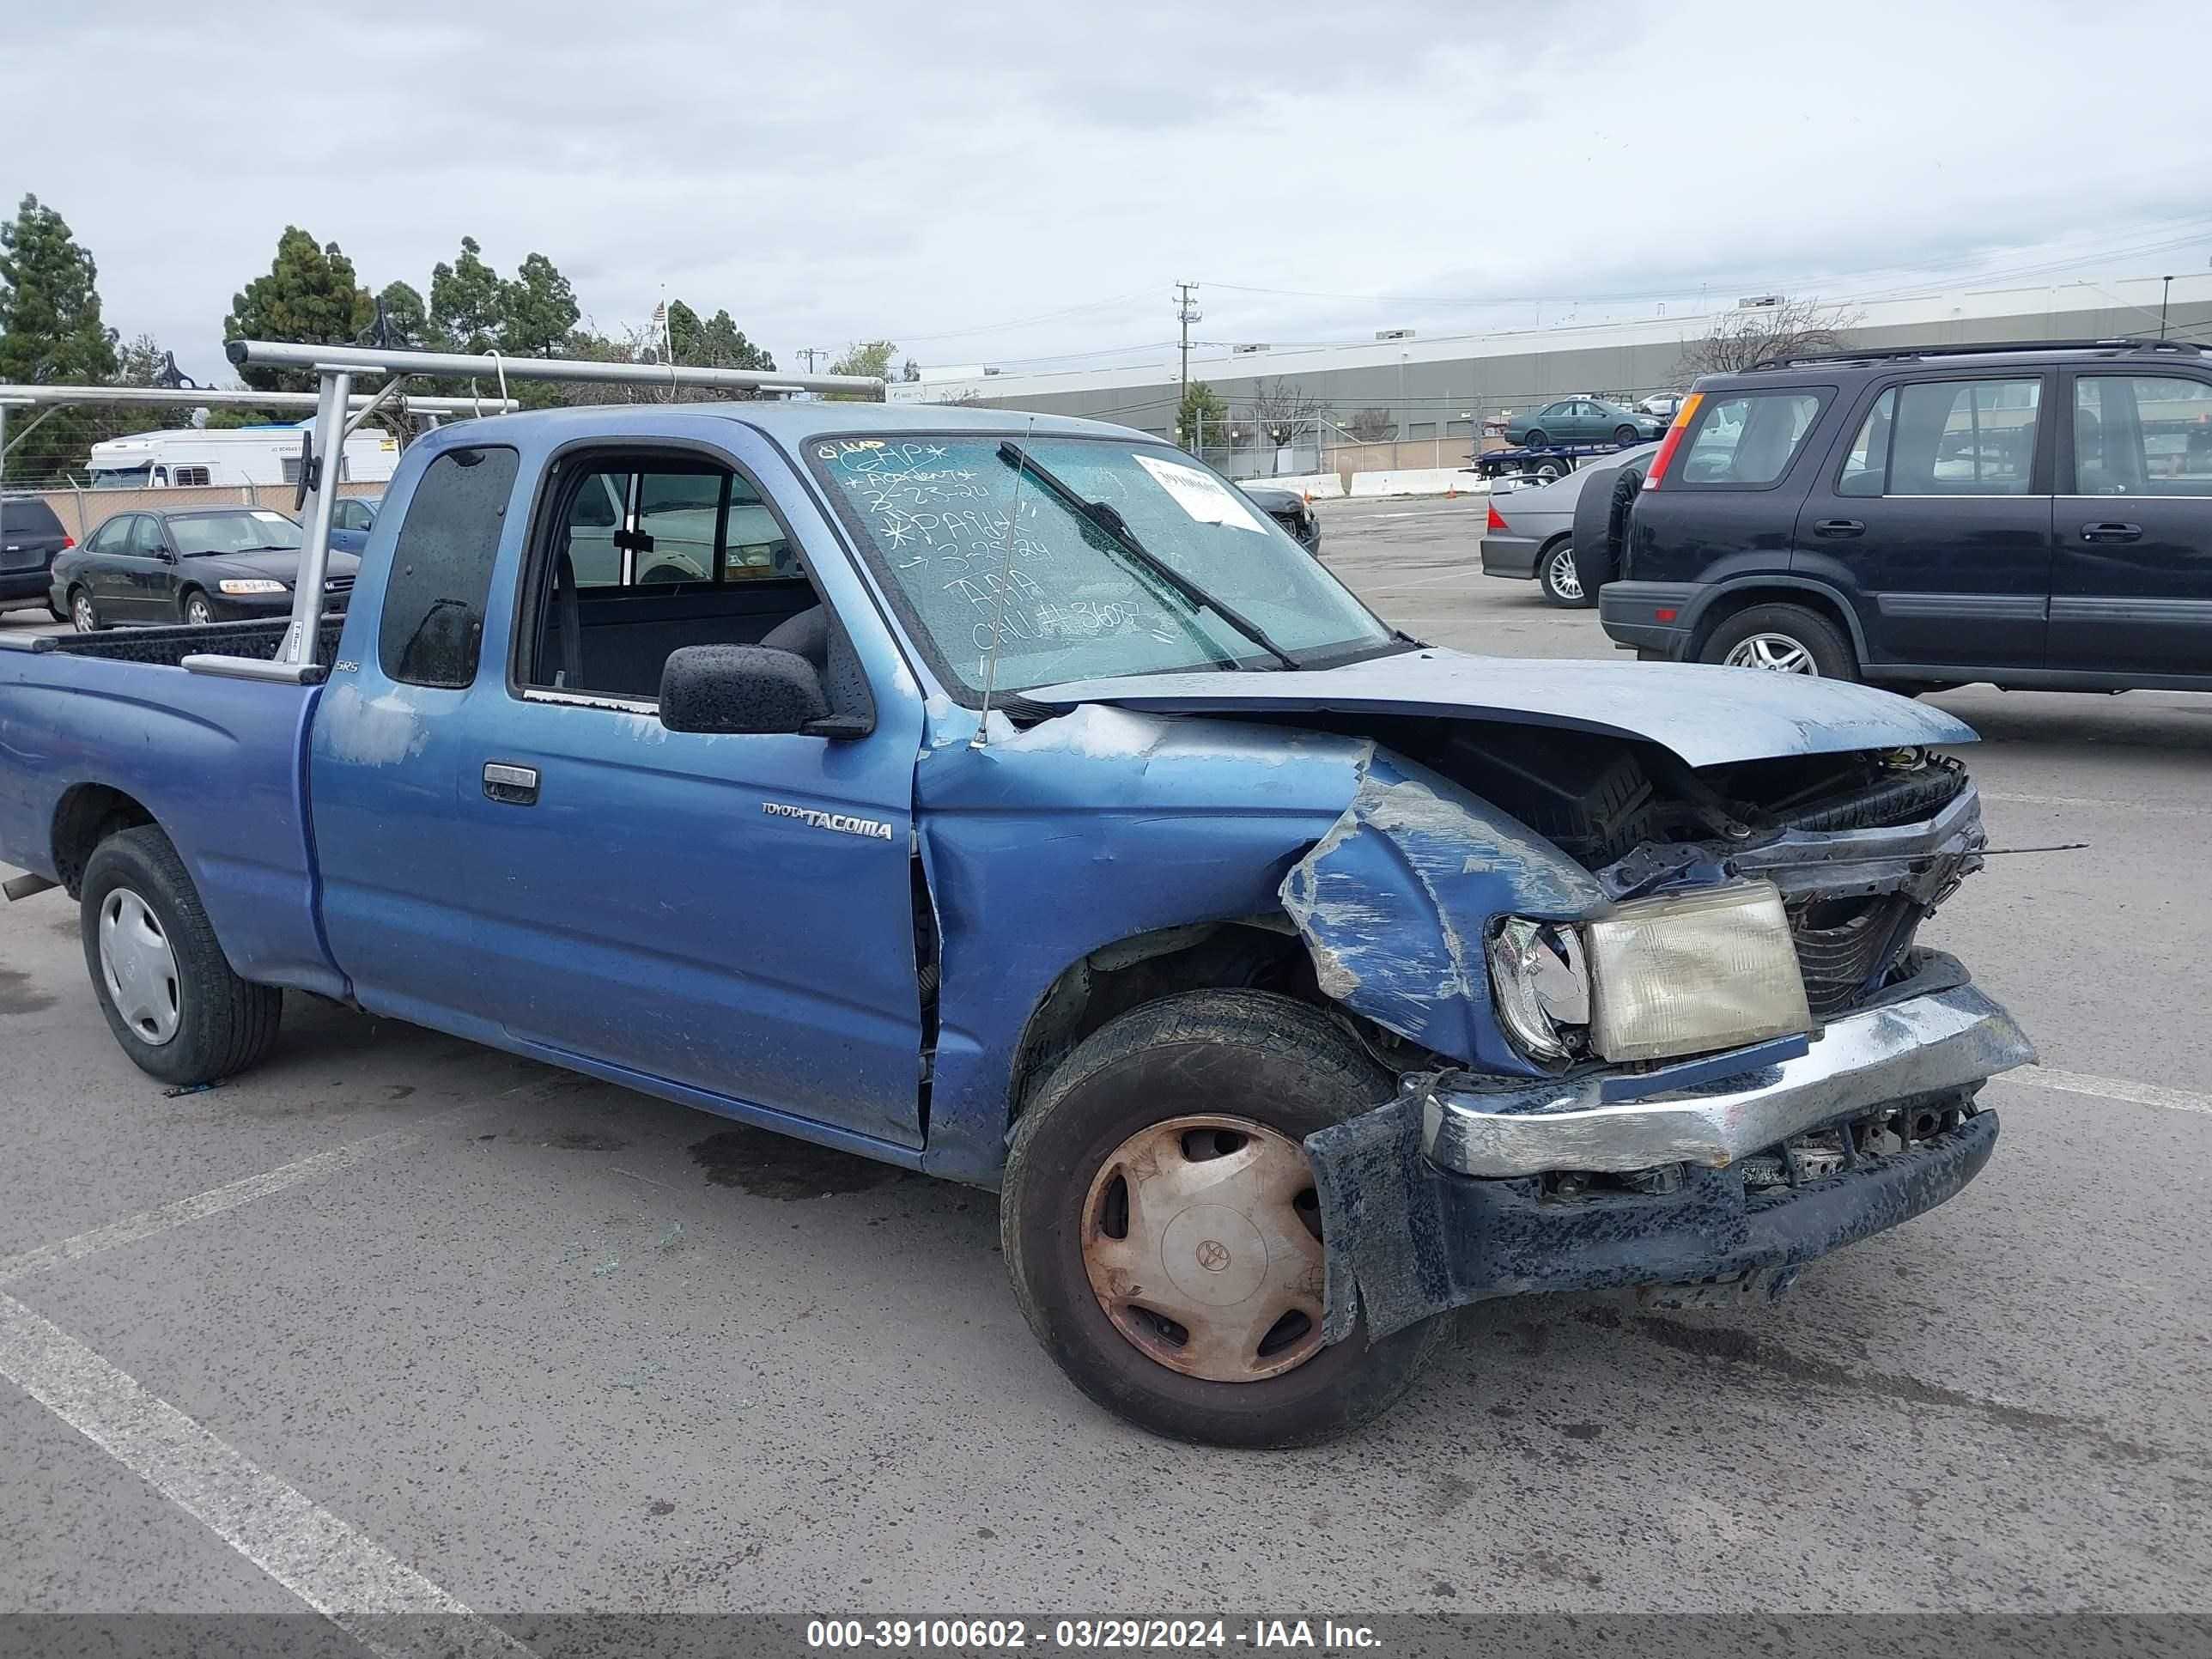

1002,990,1443,1446
1537,539,1591,607
1613,424,1639,444
181,591,215,627
1698,602,1859,681
80,826,283,1086
1521,427,1547,450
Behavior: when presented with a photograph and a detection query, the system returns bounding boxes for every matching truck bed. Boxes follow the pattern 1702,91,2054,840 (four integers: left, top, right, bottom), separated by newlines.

0,619,349,998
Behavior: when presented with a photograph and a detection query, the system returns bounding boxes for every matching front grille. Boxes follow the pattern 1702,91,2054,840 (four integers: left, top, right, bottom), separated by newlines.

324,574,356,593
1788,893,1917,1018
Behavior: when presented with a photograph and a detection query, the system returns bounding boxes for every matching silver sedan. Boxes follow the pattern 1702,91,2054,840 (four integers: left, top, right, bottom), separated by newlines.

1477,442,1654,607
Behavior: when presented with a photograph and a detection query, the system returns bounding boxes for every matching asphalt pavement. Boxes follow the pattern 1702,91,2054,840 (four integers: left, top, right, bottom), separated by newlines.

2,495,2208,1627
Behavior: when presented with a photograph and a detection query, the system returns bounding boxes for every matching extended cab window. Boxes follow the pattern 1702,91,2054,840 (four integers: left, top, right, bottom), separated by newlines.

2074,374,2212,496
378,445,520,689
1674,391,1826,486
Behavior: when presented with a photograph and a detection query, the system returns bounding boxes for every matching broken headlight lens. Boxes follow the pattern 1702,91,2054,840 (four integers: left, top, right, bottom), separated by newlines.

1486,917,1590,1061
1584,879,1812,1063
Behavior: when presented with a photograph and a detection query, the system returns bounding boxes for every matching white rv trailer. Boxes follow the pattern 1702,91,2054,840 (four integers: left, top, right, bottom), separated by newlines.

85,422,402,490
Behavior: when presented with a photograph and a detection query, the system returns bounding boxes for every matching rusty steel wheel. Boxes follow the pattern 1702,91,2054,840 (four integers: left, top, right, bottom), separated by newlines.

1002,988,1446,1447
1081,1115,1326,1382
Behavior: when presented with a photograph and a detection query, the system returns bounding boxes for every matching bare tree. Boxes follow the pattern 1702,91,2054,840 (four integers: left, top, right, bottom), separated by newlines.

1674,297,1863,384
1347,407,1395,443
1243,376,1320,446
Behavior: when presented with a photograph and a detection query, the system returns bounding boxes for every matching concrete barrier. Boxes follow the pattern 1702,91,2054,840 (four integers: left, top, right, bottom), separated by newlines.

1346,468,1486,499
1245,472,1343,499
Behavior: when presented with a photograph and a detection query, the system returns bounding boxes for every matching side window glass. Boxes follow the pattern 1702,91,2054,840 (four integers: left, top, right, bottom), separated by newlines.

1889,379,2039,495
635,471,723,585
129,516,166,555
378,446,520,689
1837,390,1896,497
1677,392,1825,486
561,469,628,588
88,519,125,553
2075,375,2212,497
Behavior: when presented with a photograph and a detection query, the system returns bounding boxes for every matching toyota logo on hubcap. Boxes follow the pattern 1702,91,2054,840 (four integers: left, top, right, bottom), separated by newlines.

1194,1238,1231,1273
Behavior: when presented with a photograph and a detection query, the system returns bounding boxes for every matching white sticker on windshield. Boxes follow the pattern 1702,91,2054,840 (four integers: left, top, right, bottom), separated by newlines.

251,511,290,524
1134,454,1269,534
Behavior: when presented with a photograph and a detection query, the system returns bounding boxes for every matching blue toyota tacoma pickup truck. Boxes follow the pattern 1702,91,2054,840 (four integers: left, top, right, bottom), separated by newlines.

0,399,2034,1445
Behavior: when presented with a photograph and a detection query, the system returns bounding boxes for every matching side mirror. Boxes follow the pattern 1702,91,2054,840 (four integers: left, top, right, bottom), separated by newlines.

659,645,831,736
157,549,179,563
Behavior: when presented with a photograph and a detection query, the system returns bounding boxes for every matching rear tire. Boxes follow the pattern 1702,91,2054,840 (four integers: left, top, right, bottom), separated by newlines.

1002,990,1443,1446
80,825,283,1086
1537,539,1590,607
1570,463,1644,601
1698,603,1859,681
70,587,98,633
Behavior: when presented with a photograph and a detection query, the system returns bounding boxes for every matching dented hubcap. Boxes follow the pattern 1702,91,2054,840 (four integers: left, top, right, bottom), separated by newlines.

1080,1115,1327,1382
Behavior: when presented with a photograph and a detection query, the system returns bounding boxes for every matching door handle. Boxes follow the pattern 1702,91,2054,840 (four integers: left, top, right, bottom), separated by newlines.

1813,519,1865,538
2081,522,2142,544
483,762,539,805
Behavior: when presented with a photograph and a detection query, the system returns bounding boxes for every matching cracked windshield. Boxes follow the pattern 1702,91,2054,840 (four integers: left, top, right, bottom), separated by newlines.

811,434,1392,696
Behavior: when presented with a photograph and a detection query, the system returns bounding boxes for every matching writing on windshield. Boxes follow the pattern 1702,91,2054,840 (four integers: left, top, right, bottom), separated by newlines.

809,434,1387,699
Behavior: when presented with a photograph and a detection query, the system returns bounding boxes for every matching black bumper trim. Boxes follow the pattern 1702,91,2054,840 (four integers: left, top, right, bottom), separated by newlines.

1309,1091,1996,1342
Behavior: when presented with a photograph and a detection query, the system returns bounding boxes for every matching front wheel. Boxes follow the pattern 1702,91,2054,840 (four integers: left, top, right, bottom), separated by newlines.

1001,989,1443,1446
1698,602,1859,681
70,587,99,632
181,591,215,627
1538,540,1591,607
80,825,283,1086
1613,424,1640,445
1521,427,1547,449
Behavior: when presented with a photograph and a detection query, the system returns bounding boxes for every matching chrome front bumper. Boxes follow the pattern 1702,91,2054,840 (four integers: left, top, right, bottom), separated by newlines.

1423,981,2036,1179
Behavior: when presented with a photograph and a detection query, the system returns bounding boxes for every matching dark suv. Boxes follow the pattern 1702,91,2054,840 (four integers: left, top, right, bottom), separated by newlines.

2,495,75,617
1595,340,2212,691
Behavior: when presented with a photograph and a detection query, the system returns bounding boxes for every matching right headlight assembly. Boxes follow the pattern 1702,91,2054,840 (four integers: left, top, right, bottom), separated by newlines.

1487,880,1813,1066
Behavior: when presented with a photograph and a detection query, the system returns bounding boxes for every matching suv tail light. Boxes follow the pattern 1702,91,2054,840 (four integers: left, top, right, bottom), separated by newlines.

1640,392,1704,490
1486,501,1508,532
61,535,75,549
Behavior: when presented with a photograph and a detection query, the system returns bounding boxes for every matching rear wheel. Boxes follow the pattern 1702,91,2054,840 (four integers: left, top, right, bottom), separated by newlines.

80,826,283,1086
1002,989,1443,1447
181,590,214,627
1699,603,1859,681
70,587,98,633
1538,539,1590,607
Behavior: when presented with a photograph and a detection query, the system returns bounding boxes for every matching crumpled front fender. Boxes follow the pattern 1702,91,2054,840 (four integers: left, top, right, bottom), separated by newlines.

1279,745,1606,1076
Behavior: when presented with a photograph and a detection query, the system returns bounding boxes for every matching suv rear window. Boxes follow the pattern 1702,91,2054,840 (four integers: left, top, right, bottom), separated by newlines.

1,498,65,537
1674,391,1827,487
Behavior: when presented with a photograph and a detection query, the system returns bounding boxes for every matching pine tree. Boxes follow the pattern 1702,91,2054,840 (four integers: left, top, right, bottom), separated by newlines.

222,226,373,391
0,194,120,480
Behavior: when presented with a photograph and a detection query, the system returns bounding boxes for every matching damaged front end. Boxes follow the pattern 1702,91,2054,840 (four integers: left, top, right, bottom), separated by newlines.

1279,730,2033,1343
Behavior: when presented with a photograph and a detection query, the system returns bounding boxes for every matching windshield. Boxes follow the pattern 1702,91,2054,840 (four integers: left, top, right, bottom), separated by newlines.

809,434,1392,698
171,510,304,556
90,465,152,489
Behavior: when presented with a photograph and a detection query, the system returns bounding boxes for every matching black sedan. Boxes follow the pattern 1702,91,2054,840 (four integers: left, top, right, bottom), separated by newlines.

50,507,360,632
1238,483,1322,553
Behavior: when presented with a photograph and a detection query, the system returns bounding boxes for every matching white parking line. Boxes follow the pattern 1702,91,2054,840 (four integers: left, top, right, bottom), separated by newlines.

1983,791,2201,817
0,1290,530,1656
0,1127,424,1285
2016,1066,2212,1118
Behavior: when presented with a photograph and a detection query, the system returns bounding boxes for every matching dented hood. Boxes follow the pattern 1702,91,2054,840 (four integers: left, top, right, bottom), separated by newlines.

1028,647,1976,770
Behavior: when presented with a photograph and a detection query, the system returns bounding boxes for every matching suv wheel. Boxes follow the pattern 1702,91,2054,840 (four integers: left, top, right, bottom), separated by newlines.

1700,603,1858,681
1002,989,1444,1446
1538,540,1589,607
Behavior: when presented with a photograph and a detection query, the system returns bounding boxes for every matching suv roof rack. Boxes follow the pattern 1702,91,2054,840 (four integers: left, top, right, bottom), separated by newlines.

1750,337,2206,370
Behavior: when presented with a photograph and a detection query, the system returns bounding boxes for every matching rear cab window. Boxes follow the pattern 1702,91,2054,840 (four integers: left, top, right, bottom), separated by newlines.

378,445,521,688
1670,389,1830,488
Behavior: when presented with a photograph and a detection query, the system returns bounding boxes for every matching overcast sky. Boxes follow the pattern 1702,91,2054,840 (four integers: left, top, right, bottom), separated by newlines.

3,0,2205,386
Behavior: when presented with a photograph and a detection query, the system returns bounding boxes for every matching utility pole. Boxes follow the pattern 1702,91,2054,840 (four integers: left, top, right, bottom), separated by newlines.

798,347,829,374
2160,275,2173,341
1174,282,1200,425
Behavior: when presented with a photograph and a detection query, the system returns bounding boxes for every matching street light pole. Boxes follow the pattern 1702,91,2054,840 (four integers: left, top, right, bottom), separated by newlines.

2160,276,2173,341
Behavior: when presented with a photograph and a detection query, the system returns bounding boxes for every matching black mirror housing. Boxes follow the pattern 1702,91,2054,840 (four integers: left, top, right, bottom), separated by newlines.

659,645,830,736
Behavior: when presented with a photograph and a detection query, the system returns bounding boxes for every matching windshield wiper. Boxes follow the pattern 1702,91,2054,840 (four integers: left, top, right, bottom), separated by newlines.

995,441,1300,671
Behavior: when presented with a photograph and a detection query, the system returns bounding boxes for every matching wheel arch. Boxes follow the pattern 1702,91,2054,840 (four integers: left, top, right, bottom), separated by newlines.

51,782,158,898
1685,576,1870,663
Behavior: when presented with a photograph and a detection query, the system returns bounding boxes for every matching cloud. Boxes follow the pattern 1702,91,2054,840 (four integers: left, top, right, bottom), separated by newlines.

2,0,2202,384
